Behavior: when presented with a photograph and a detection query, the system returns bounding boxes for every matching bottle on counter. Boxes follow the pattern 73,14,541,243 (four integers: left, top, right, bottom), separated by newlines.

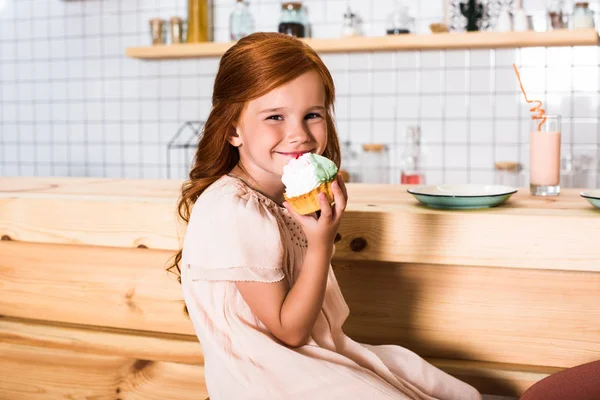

278,2,307,38
187,0,212,43
229,0,255,40
400,126,425,185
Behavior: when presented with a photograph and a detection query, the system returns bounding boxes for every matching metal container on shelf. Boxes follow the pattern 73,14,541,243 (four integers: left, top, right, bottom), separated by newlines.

149,18,166,45
360,143,389,184
170,17,185,44
186,0,212,43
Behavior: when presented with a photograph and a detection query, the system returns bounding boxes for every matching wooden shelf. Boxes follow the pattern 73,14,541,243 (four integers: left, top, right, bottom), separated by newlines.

125,29,599,60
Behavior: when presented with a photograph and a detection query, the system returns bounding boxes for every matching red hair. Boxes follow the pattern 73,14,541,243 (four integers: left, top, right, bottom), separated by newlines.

167,32,341,279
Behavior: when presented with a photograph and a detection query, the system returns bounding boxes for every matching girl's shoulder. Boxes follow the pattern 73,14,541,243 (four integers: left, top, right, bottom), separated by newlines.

195,174,243,207
182,176,286,280
190,175,282,222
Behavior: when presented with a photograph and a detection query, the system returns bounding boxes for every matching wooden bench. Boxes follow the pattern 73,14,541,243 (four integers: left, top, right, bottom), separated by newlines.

1,177,598,399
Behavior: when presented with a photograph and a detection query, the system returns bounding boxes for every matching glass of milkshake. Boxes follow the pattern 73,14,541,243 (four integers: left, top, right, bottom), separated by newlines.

529,115,561,196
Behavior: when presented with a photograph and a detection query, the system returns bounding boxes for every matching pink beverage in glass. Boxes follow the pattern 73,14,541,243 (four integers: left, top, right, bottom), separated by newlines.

529,115,561,196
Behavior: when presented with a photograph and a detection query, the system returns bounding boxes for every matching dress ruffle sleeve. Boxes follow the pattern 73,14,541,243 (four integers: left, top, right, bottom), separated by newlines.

182,179,285,283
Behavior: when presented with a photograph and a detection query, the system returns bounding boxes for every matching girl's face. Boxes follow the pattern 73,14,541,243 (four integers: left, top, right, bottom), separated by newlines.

229,70,328,182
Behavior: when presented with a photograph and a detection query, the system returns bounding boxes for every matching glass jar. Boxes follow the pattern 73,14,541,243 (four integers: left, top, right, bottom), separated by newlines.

278,2,306,38
560,144,596,188
229,0,255,40
386,1,414,34
170,17,184,44
494,161,523,187
360,144,389,184
547,0,566,29
571,2,595,29
149,18,166,45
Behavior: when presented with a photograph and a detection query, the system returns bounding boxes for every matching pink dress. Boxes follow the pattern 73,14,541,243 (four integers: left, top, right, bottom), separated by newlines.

181,175,481,400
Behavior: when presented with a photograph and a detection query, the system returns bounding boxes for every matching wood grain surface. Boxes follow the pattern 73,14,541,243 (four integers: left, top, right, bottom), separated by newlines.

0,341,207,400
2,241,598,369
1,177,598,271
1,176,598,398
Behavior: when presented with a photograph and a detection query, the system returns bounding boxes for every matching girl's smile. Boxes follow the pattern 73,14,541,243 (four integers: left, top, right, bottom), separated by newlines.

275,150,315,159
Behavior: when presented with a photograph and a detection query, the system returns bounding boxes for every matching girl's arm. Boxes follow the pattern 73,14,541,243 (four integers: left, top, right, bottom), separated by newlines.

235,175,347,347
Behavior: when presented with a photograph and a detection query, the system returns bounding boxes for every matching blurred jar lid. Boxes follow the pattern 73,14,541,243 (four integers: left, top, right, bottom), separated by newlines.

494,161,522,171
282,2,302,10
362,143,386,152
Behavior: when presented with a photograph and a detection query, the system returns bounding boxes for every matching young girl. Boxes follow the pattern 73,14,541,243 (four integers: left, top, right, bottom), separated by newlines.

171,32,481,400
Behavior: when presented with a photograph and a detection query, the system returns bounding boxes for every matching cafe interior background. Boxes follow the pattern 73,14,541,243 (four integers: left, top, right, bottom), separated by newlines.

0,0,599,190
2,2,600,400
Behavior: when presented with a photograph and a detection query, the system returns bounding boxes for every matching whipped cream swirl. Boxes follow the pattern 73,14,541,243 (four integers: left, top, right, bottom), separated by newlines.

282,153,338,197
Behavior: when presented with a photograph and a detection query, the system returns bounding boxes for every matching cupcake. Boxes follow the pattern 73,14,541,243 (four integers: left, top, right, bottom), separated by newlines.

282,153,338,215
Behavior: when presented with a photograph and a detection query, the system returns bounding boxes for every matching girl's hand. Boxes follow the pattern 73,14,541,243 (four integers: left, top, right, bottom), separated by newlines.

283,174,348,250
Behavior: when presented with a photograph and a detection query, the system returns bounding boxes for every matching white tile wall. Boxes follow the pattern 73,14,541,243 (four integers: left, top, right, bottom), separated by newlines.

0,0,598,187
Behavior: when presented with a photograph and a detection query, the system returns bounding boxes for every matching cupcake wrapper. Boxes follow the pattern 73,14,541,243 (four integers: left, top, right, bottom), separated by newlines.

284,181,335,215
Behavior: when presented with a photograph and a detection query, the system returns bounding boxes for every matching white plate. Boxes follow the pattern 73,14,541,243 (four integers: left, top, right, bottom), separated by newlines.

407,184,518,209
580,190,600,209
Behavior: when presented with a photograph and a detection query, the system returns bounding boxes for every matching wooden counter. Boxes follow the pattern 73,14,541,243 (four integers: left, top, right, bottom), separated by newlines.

1,177,599,399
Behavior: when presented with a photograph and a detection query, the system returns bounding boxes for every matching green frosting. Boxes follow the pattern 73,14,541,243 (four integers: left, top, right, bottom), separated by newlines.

309,153,338,183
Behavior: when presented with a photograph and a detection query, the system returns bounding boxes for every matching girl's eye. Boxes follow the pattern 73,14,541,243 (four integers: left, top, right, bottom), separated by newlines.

305,113,323,120
266,115,283,121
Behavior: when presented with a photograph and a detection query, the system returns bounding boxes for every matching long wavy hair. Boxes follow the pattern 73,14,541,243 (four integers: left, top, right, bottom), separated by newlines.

167,32,341,280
